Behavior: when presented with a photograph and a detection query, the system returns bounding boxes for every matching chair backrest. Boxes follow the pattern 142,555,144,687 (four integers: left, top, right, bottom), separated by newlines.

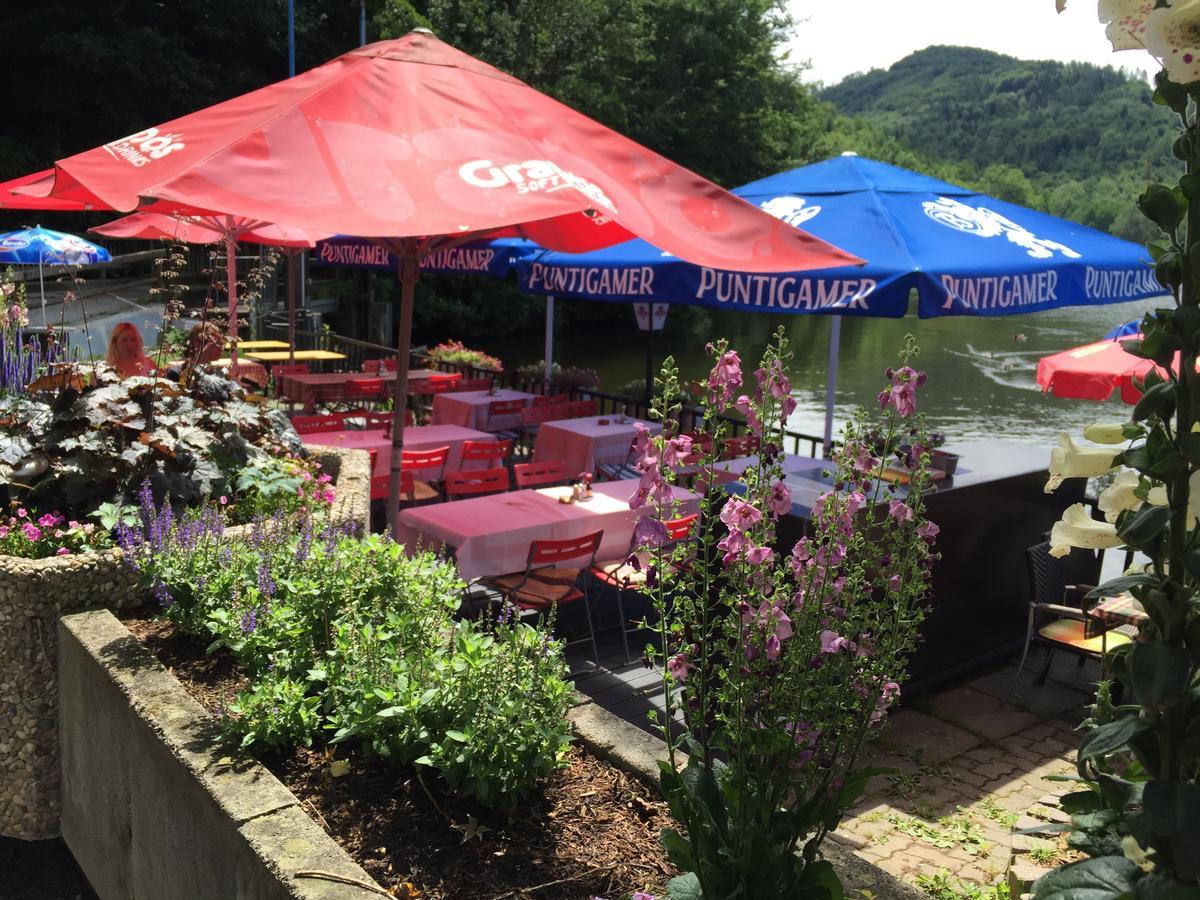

721,434,761,459
291,414,345,434
444,466,510,498
460,439,512,464
533,393,570,407
557,399,598,419
401,445,450,471
345,377,386,400
528,530,603,568
362,358,396,373
522,404,565,426
272,362,311,377
412,373,462,395
456,377,494,392
370,470,414,501
363,411,413,429
665,513,700,542
488,398,526,417
513,459,570,488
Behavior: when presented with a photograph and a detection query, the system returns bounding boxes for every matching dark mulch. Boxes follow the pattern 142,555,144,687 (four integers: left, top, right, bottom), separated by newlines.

119,609,677,899
0,837,96,900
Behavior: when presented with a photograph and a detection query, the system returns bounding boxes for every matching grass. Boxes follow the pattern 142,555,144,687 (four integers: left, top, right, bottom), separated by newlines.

885,813,989,855
915,869,1011,900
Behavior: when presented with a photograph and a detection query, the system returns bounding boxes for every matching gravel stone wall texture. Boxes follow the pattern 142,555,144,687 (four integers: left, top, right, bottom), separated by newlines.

0,446,371,839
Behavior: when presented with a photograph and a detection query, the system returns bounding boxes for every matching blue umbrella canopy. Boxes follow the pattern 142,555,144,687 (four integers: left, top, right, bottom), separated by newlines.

515,154,1165,318
0,226,111,266
313,236,541,277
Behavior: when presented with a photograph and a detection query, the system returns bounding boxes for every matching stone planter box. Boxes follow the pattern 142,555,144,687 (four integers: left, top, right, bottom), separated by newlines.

0,446,371,840
59,609,374,899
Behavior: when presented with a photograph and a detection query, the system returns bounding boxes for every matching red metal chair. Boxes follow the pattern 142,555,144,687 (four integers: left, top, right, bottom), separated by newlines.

485,530,605,663
485,398,527,435
533,393,570,407
369,470,435,503
291,414,346,435
513,459,570,488
272,362,312,398
360,410,414,430
721,434,761,460
362,358,397,373
588,513,699,662
411,372,463,395
456,439,512,470
518,403,567,450
444,466,510,499
556,399,598,419
454,377,495,392
343,377,387,411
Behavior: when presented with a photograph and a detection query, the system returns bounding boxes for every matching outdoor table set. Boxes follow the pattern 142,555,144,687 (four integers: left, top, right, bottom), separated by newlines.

278,368,440,410
532,415,661,478
301,424,495,477
430,388,538,431
395,476,703,579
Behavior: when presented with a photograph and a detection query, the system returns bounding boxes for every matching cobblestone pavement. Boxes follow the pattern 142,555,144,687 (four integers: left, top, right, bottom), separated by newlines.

831,655,1098,896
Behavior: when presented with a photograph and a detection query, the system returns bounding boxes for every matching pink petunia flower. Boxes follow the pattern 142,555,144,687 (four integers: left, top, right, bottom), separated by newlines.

21,523,41,541
56,547,71,556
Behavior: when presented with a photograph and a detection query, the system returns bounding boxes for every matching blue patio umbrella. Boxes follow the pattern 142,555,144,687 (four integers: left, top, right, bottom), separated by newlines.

514,154,1167,447
0,226,112,327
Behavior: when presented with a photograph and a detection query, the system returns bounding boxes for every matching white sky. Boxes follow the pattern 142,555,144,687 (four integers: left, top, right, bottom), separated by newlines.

784,0,1159,88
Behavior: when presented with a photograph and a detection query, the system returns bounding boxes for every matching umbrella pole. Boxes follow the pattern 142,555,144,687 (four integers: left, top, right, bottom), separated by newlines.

823,316,842,458
543,295,554,388
287,250,298,414
227,234,238,371
388,242,420,537
38,254,46,329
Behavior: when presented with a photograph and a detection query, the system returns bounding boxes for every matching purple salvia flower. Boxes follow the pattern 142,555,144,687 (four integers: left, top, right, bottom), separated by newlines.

240,608,258,634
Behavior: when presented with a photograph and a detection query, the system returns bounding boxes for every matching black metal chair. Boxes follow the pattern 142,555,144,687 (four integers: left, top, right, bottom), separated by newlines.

1001,542,1133,703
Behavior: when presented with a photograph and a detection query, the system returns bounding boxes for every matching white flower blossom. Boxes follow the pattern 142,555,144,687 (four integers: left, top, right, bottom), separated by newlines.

1045,432,1119,493
1098,469,1142,522
1050,503,1125,558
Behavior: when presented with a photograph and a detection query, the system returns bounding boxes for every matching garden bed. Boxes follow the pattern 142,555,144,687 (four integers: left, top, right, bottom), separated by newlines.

118,609,678,899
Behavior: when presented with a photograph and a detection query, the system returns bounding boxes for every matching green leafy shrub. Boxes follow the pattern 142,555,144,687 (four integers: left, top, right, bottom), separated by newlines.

124,504,573,810
515,360,602,394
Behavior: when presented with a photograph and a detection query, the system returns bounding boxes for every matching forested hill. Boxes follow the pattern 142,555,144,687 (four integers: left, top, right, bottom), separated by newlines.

817,46,1177,241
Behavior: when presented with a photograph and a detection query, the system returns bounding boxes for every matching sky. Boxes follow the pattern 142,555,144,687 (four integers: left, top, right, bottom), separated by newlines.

784,0,1160,88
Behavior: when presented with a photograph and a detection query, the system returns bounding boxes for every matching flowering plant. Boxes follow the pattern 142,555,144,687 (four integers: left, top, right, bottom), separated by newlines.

1032,7,1200,898
426,338,503,372
632,330,937,899
0,505,107,558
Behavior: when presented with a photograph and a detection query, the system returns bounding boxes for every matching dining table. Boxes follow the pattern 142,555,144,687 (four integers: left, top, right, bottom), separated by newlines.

226,339,291,350
430,389,537,431
278,368,440,410
1087,592,1147,629
244,349,348,363
395,477,702,579
532,415,662,478
301,423,495,478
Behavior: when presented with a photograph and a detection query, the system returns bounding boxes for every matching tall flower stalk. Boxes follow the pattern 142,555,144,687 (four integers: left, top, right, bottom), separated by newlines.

632,329,936,899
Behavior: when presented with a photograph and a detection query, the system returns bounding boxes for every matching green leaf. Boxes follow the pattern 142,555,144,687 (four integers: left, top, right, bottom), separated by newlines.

660,827,696,871
666,871,703,900
1134,872,1200,899
1087,575,1158,600
798,859,843,900
1130,643,1191,707
1138,184,1185,234
1139,781,1200,880
1133,381,1176,423
1060,790,1102,815
1118,504,1170,547
1032,855,1139,900
1078,717,1147,764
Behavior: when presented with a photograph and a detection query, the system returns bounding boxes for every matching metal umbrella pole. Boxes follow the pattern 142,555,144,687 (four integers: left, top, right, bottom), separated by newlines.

822,316,842,457
387,238,420,537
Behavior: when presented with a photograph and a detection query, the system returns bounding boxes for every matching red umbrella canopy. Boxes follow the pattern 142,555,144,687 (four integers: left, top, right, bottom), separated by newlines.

1036,335,1187,404
22,30,859,271
0,169,92,211
91,210,327,248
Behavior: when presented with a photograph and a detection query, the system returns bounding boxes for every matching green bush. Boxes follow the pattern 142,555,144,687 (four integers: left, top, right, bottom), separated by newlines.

123,506,573,810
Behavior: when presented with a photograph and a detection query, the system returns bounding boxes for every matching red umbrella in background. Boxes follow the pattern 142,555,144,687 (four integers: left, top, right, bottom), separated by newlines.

0,169,93,211
1036,334,1191,403
92,211,329,370
21,29,862,531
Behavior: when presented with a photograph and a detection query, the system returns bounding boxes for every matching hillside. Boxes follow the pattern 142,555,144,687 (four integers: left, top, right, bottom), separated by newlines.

816,46,1177,240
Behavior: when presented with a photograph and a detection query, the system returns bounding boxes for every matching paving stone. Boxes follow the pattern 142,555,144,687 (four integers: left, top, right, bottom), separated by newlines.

877,710,979,762
923,686,1045,740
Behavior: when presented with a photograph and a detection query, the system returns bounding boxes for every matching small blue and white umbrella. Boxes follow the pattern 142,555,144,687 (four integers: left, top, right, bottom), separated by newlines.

0,226,112,327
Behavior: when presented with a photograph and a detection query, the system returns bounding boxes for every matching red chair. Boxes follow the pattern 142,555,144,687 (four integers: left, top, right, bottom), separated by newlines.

721,434,761,460
291,414,346,435
557,399,598,419
411,373,462,395
485,530,605,663
485,398,527,434
533,393,570,407
369,470,434,503
513,459,570,489
454,377,495,392
362,358,397,373
457,439,512,469
272,362,312,398
343,377,387,411
444,466,510,499
361,410,414,430
588,514,699,662
596,436,639,482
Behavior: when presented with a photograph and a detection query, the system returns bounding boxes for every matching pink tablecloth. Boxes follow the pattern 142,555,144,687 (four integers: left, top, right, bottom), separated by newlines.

279,368,440,410
430,389,536,431
396,478,702,579
532,416,662,477
302,424,495,477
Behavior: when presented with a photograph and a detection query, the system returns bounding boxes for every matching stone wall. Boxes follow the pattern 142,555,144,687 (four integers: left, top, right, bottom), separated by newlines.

59,609,374,899
0,446,371,840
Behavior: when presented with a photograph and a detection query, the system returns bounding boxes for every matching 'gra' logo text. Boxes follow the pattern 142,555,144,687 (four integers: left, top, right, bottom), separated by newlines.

103,127,186,168
458,159,616,213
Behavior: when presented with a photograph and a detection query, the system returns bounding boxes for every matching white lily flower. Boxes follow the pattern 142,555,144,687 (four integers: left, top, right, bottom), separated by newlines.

1049,504,1125,558
1098,470,1142,522
1045,432,1120,493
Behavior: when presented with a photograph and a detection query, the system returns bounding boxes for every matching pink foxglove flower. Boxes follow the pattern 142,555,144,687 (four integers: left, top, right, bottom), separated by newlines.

720,498,762,533
768,481,792,517
667,653,692,683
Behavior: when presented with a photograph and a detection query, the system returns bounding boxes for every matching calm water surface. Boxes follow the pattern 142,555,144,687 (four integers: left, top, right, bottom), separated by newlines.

484,299,1160,448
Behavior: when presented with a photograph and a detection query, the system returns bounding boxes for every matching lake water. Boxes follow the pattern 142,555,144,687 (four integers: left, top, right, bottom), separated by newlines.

485,297,1162,448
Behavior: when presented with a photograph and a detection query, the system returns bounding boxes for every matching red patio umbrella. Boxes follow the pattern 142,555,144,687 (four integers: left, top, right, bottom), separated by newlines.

21,29,862,532
0,169,92,211
1036,335,1189,403
92,211,329,370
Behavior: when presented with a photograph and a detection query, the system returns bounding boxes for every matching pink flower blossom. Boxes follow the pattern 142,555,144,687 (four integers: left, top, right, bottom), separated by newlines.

717,529,748,566
37,513,56,527
16,508,26,518
317,473,333,484
720,498,762,533
917,521,940,542
877,366,926,417
746,544,774,566
887,500,913,522
888,574,901,591
871,681,902,725
845,491,866,516
661,434,694,468
21,523,41,541
707,349,743,405
765,634,781,661
634,515,669,548
56,547,71,556
820,629,855,655
321,489,335,504
780,395,797,424
0,526,7,539
667,653,692,683
734,394,762,436
219,496,228,506
846,441,879,474
768,481,791,517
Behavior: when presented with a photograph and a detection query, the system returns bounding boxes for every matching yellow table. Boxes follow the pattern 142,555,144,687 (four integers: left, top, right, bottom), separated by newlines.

243,349,347,362
226,340,291,350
